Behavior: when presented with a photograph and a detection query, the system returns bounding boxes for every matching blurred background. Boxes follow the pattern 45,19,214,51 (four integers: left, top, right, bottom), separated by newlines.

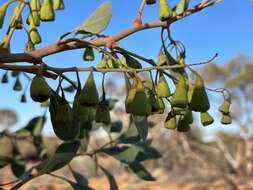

1,0,253,189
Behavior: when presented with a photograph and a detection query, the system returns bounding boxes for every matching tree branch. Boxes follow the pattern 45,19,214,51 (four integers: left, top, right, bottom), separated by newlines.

0,0,222,67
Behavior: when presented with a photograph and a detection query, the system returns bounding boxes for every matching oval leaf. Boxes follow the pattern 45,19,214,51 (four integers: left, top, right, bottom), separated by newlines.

74,1,112,34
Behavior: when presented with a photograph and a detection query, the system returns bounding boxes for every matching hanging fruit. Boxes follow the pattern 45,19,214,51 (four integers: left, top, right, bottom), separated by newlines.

40,0,55,22
189,74,210,112
79,72,99,106
171,75,188,108
159,0,173,21
30,75,51,103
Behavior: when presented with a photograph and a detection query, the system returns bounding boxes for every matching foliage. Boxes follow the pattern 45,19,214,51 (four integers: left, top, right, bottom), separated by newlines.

0,0,229,189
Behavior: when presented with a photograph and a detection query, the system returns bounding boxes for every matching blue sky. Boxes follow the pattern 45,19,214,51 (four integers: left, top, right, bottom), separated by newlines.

0,0,253,135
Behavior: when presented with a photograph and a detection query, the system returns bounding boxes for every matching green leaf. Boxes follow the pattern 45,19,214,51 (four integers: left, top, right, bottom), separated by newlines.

22,116,46,136
36,141,80,175
119,123,141,144
102,143,160,164
0,155,10,169
74,1,112,34
128,162,155,181
71,169,88,187
132,116,149,141
11,156,26,178
100,166,118,190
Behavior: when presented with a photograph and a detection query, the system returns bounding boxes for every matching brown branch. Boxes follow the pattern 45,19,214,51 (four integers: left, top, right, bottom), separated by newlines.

0,0,222,65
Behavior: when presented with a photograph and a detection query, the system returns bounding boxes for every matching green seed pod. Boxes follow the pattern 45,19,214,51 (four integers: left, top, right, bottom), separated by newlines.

122,55,142,69
79,72,99,106
31,0,41,11
157,98,165,114
1,71,8,83
221,113,232,125
189,74,210,112
219,100,230,114
40,0,55,22
25,40,35,52
146,0,156,5
177,115,191,132
201,112,214,127
29,23,41,44
97,56,107,69
0,2,12,29
27,11,40,26
159,0,173,21
127,80,151,116
171,76,188,108
73,92,89,123
164,112,176,129
148,90,160,113
173,107,187,115
107,58,119,68
53,0,65,10
20,94,27,103
174,0,189,16
13,77,22,91
83,47,95,61
49,93,79,141
95,100,111,124
125,87,136,114
30,75,51,102
156,73,171,98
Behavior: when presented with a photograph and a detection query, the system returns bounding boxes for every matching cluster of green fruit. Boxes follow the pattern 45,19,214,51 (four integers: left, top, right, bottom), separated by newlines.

0,0,64,46
146,0,208,21
27,72,111,142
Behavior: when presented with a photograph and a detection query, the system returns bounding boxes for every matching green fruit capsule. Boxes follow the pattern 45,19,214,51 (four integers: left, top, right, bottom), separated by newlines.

31,0,41,11
40,0,55,22
171,76,188,108
97,56,107,69
53,0,65,10
122,55,142,69
20,94,27,103
156,73,171,98
218,100,230,114
189,74,210,112
95,100,111,124
146,0,156,5
13,77,22,91
79,72,99,106
73,92,89,123
30,75,51,102
164,112,176,130
27,11,40,26
83,47,95,61
148,90,160,113
159,0,173,21
125,88,136,114
157,98,165,114
131,81,151,116
177,115,191,132
201,112,214,127
49,92,79,141
221,113,232,125
29,23,41,44
1,72,8,83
